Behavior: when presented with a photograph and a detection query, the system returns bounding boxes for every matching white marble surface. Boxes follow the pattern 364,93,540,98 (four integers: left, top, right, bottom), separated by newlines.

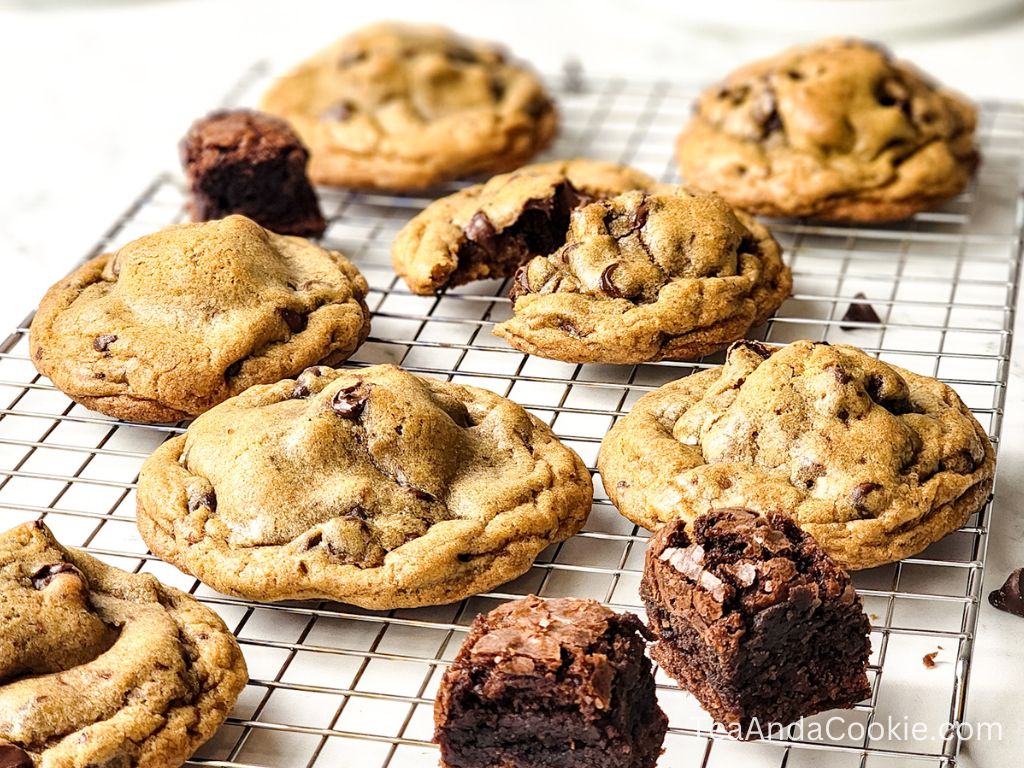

1,1,1022,765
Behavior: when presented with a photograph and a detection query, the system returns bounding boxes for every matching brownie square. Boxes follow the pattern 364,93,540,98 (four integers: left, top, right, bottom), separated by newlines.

180,109,326,238
641,509,871,736
434,595,667,768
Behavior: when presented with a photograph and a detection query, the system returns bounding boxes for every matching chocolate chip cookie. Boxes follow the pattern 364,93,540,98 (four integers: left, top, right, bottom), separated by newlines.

30,215,370,423
493,188,791,364
598,340,995,570
261,22,557,190
676,38,978,222
392,158,656,294
0,521,247,767
136,364,592,608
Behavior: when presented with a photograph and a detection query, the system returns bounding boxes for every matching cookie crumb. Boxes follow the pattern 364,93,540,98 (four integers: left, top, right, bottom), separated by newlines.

923,651,939,669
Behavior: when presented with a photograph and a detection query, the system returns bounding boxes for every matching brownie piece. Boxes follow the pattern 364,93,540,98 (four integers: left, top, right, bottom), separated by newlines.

180,109,326,237
434,595,667,768
641,509,871,735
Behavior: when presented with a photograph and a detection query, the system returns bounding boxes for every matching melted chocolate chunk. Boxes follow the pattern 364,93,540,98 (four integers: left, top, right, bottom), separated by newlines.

93,334,118,353
331,384,369,419
600,263,624,298
279,309,308,333
730,339,776,360
292,383,312,399
840,293,882,331
850,482,881,513
0,744,32,768
321,100,356,121
187,489,217,514
464,211,498,255
989,568,1024,617
30,562,83,590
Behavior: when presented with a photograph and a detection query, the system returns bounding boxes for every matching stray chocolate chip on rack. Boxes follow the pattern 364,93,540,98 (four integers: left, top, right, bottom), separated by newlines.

989,568,1024,617
841,292,882,331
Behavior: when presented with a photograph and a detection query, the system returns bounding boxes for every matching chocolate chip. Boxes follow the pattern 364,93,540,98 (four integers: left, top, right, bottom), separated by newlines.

345,504,368,521
989,568,1024,617
508,266,532,303
841,293,882,331
305,532,323,549
0,743,32,768
320,101,355,121
464,211,498,256
292,383,311,399
279,309,307,333
523,94,551,119
93,334,117,352
446,45,480,64
338,50,367,67
730,339,775,360
850,482,881,512
831,365,853,385
187,489,216,513
600,263,624,298
331,384,369,419
30,562,82,590
225,360,244,378
751,86,782,136
559,320,585,339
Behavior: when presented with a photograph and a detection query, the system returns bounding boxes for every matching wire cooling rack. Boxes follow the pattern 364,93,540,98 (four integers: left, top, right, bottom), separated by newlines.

0,64,1020,768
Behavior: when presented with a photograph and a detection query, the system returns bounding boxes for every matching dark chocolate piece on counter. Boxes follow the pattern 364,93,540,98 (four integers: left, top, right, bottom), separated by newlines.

0,743,32,768
180,109,326,238
434,595,667,768
641,508,872,735
988,568,1024,617
840,292,882,331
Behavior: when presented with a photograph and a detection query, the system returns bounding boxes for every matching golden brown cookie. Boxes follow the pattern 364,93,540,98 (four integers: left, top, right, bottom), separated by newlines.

136,364,593,608
493,188,791,364
675,38,978,222
261,22,557,190
29,215,370,423
0,521,247,767
391,158,657,294
598,340,995,570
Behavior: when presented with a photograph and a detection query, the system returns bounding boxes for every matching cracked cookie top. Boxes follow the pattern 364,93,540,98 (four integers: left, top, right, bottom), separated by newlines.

0,521,246,768
29,215,370,423
675,38,978,222
136,364,592,608
493,188,791,364
598,340,995,569
391,158,656,294
261,22,557,190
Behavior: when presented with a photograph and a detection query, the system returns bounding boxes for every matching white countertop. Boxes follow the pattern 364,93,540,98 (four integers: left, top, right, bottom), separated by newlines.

1,1,1022,765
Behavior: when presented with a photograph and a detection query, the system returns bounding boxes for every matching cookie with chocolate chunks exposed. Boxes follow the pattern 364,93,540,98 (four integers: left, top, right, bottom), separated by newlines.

136,364,592,608
598,339,995,569
29,216,370,423
0,521,246,767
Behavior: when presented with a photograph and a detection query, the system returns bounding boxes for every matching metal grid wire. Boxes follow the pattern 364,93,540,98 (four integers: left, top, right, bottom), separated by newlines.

0,65,1021,768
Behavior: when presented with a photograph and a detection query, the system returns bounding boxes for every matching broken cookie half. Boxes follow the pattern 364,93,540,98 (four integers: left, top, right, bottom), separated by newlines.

391,158,656,295
494,187,791,364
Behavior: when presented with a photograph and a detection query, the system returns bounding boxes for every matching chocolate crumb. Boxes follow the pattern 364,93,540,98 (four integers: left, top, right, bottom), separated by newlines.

93,334,118,353
841,293,882,331
988,568,1024,617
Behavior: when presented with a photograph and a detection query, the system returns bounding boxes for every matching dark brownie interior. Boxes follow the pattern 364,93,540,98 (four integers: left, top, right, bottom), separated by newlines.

180,109,326,238
454,182,591,290
642,509,871,734
435,595,666,768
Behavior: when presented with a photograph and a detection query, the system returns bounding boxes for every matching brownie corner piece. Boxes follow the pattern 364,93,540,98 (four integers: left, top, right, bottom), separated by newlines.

180,108,327,238
434,595,667,768
641,508,871,735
